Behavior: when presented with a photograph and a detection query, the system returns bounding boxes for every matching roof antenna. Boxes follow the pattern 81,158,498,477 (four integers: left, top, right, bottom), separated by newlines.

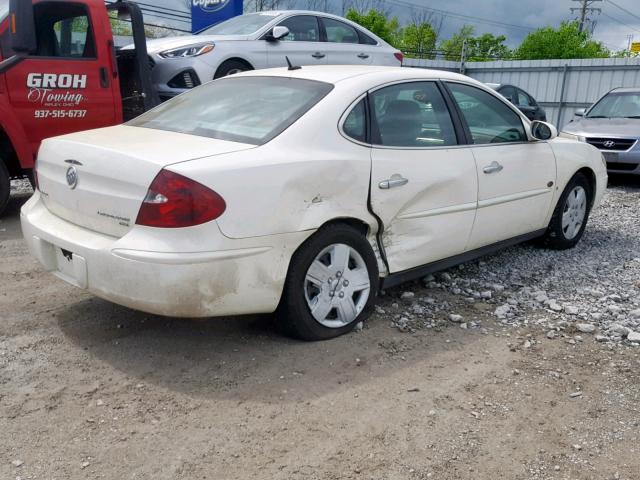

286,56,301,71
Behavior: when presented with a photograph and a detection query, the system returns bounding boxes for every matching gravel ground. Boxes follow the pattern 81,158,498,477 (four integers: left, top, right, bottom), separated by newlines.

1,177,640,479
381,179,640,347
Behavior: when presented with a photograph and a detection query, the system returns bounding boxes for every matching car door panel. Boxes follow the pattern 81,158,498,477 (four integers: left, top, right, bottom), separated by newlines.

371,148,478,272
266,41,327,67
446,82,557,250
319,17,373,65
5,3,118,152
366,81,478,273
266,15,327,67
467,142,556,250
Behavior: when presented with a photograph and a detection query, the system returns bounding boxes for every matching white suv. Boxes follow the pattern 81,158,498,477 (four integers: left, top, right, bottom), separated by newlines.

140,10,403,100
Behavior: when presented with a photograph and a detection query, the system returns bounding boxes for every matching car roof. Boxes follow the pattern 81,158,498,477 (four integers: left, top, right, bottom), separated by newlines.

610,87,640,94
235,65,476,86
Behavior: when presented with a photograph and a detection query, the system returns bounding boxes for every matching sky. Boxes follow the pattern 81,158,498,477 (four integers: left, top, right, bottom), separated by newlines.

145,0,640,51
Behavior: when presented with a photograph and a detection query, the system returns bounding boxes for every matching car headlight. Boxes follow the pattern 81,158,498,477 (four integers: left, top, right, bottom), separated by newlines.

159,43,215,59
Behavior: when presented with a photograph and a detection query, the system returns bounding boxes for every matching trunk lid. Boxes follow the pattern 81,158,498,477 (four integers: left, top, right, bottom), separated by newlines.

36,125,254,238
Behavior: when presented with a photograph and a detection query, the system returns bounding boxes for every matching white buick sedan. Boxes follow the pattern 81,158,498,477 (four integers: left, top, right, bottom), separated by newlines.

22,66,607,340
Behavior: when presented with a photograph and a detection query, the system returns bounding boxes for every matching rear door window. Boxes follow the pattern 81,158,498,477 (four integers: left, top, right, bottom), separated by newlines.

322,18,360,44
499,86,516,104
517,89,534,107
370,82,457,148
342,99,367,143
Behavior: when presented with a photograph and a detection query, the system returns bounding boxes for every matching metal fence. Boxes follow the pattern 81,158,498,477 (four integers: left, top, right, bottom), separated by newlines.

404,57,640,128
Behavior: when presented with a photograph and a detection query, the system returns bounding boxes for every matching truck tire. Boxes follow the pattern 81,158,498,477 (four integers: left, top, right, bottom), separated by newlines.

0,161,10,217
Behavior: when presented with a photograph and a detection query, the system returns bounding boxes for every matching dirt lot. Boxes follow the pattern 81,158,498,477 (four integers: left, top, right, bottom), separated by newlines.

2,180,640,480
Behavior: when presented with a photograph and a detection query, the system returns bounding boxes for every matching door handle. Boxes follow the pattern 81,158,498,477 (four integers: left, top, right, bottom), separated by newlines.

311,52,325,59
379,175,409,189
483,161,504,174
357,53,370,59
99,67,109,88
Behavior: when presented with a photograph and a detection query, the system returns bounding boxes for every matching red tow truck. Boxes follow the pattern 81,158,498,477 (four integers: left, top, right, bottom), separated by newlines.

0,0,159,215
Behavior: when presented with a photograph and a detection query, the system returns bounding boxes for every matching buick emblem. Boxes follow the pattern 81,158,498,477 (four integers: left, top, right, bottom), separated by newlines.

66,166,78,189
603,140,616,148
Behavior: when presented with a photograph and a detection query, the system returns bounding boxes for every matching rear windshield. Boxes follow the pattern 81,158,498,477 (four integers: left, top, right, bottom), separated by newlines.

128,76,334,145
199,12,278,35
588,92,640,119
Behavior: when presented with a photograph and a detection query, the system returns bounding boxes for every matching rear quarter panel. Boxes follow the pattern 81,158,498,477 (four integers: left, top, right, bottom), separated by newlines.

170,127,375,240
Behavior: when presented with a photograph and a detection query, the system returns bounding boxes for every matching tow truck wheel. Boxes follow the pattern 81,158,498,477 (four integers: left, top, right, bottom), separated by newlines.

0,161,10,217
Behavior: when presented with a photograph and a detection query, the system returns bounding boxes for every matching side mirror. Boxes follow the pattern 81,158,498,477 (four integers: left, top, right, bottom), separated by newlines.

574,108,586,117
267,26,290,42
9,0,37,54
531,120,558,141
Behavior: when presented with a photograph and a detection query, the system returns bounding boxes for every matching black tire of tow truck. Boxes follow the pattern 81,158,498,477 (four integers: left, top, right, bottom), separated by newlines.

0,161,10,217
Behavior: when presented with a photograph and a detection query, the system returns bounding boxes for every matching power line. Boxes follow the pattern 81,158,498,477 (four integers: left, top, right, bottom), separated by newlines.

380,0,535,33
601,11,640,33
606,0,640,22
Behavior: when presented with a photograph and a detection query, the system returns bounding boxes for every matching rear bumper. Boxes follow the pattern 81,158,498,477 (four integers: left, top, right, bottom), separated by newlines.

21,192,311,318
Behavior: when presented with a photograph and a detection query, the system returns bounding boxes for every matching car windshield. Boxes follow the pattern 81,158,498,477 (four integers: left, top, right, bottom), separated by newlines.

0,0,8,23
587,92,640,118
198,12,279,35
128,76,333,145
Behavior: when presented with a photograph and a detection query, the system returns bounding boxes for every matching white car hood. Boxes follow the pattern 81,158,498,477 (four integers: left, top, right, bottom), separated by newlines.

123,34,252,54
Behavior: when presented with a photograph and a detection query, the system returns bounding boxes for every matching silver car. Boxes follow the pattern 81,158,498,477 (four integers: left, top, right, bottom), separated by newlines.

562,87,640,175
140,10,403,101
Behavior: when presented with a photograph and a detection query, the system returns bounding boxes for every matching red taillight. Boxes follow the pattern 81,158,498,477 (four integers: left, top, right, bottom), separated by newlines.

136,169,226,228
394,52,404,63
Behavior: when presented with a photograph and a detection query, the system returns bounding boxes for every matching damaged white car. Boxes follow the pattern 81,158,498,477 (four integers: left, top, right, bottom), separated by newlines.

22,66,607,340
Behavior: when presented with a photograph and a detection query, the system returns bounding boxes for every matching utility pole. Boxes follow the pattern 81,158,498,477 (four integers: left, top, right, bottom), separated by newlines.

570,0,602,33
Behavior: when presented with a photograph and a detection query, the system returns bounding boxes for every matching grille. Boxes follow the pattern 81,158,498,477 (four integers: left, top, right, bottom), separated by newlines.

586,137,637,151
167,70,201,89
606,162,638,171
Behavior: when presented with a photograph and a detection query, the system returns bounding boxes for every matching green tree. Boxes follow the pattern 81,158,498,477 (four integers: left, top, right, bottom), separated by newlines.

515,21,609,60
345,8,401,47
439,25,475,61
400,22,437,57
440,25,511,61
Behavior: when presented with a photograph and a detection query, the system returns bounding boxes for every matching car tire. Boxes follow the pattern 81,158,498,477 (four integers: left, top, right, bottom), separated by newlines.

0,161,10,217
279,224,379,341
214,60,251,79
541,173,592,250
